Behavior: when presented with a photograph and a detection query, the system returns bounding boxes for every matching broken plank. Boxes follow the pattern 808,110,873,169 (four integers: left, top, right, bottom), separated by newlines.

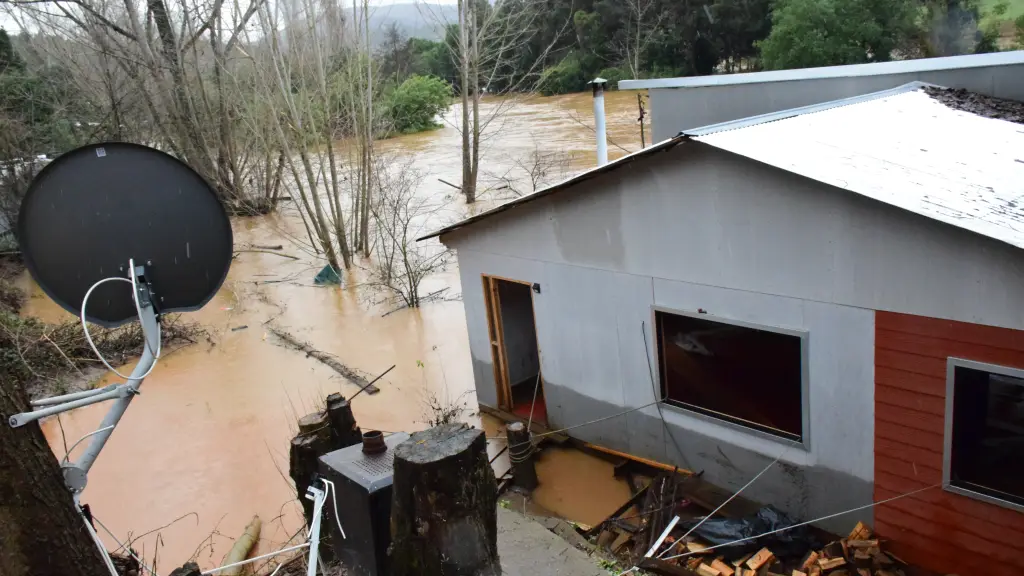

792,571,807,576
746,548,774,571
732,553,753,568
847,540,879,549
611,531,632,554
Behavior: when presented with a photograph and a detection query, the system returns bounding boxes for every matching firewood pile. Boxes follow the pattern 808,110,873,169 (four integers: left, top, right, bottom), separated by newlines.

672,522,909,576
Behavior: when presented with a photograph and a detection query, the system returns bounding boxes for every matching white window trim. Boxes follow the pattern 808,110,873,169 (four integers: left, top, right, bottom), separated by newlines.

651,306,811,452
943,357,1024,513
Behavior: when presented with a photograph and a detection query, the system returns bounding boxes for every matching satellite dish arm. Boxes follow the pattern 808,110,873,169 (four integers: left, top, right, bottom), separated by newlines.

75,305,158,475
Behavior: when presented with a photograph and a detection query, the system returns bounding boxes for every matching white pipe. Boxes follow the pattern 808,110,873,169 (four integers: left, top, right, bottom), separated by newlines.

591,78,608,166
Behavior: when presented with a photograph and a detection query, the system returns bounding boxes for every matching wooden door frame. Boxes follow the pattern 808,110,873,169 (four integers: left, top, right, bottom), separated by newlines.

481,274,543,411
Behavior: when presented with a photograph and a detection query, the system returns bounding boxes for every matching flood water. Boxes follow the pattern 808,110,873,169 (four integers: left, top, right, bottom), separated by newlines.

25,90,646,570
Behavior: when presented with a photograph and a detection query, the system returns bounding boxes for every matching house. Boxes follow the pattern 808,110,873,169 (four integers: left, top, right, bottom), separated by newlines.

619,51,1024,142
421,83,1024,575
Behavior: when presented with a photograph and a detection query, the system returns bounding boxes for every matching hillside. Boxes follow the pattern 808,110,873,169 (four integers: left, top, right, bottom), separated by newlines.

347,2,458,43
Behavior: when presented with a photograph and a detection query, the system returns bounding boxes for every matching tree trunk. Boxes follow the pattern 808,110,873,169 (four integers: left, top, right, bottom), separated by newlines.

391,423,499,576
458,0,475,204
0,383,109,576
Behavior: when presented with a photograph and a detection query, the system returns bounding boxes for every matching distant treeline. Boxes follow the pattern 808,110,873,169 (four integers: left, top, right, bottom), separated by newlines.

376,0,1023,96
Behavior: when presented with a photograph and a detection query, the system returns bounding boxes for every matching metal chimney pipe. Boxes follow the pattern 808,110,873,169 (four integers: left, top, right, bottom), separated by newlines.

590,78,609,166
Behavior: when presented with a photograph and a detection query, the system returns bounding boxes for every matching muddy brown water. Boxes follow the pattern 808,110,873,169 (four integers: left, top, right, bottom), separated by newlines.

23,90,644,570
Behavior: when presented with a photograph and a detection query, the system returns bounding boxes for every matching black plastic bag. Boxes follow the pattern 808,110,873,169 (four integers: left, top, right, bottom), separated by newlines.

678,506,820,559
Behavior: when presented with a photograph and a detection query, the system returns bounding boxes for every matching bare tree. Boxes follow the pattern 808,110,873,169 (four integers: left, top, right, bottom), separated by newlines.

616,0,667,79
420,0,569,204
368,155,450,308
1,0,277,211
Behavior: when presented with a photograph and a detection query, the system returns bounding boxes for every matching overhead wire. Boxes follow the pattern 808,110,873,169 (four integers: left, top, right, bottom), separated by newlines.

660,484,942,562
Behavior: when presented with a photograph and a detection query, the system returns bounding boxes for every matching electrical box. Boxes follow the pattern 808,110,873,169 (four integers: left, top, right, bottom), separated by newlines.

318,432,409,576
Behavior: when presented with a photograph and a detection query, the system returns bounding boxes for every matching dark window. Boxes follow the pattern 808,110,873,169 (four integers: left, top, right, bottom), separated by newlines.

947,363,1024,509
655,311,804,442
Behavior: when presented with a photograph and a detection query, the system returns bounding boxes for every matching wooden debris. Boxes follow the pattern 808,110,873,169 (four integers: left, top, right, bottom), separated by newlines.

688,541,711,554
848,522,871,541
746,548,775,570
857,570,871,576
847,540,879,549
732,553,754,568
711,558,735,576
793,571,807,576
818,557,847,570
697,564,722,576
801,551,820,571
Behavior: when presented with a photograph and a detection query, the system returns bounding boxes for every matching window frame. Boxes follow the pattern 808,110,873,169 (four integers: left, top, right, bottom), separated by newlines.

651,306,811,450
943,357,1024,513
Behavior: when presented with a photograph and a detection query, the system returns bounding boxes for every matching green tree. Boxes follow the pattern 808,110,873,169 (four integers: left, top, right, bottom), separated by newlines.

757,0,917,70
1016,13,1024,47
0,29,23,74
387,75,452,134
917,0,999,56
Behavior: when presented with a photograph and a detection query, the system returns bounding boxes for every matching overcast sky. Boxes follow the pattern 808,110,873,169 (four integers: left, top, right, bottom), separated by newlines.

0,0,458,36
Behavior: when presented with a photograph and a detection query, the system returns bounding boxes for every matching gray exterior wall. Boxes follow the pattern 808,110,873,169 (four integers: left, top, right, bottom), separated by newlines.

444,143,1024,531
645,60,1024,142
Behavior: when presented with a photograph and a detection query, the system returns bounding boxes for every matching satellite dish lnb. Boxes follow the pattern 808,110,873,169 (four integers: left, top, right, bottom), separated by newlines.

18,142,233,327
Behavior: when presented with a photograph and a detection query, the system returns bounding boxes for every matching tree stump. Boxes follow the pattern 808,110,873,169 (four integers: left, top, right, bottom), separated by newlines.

289,411,332,525
506,422,538,491
391,423,499,576
325,392,362,450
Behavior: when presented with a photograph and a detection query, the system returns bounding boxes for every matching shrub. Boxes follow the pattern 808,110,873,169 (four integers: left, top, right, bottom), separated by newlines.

539,53,586,96
597,67,628,89
386,75,452,135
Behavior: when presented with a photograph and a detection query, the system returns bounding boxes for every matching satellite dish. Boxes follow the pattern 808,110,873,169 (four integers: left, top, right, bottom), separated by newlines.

18,143,233,327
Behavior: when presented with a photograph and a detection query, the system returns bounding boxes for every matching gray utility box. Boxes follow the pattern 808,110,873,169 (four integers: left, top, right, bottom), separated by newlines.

318,432,409,576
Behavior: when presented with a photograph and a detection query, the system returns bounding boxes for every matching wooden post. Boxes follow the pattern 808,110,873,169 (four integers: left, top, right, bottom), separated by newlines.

391,424,500,576
325,392,362,450
506,422,538,491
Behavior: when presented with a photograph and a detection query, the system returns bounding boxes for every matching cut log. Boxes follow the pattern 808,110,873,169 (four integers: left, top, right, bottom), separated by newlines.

746,548,775,571
847,522,871,541
818,557,847,570
711,558,735,576
391,424,499,576
801,551,820,571
219,515,261,576
697,564,721,576
687,541,710,554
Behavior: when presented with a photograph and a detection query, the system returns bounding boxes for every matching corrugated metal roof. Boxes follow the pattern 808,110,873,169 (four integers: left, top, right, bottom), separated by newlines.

420,82,1024,250
695,85,1024,250
618,51,1024,90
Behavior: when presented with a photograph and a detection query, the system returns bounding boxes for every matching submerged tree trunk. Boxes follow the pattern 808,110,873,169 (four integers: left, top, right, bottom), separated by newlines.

0,383,109,576
391,423,499,576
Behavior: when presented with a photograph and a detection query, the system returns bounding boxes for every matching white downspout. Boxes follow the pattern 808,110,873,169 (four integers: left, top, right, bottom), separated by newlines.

590,78,609,166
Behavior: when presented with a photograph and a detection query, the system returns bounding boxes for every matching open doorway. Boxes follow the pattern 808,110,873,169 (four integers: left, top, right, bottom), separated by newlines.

482,276,546,424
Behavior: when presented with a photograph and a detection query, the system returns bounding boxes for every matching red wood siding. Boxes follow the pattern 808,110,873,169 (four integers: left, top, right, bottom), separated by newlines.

875,312,1024,576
